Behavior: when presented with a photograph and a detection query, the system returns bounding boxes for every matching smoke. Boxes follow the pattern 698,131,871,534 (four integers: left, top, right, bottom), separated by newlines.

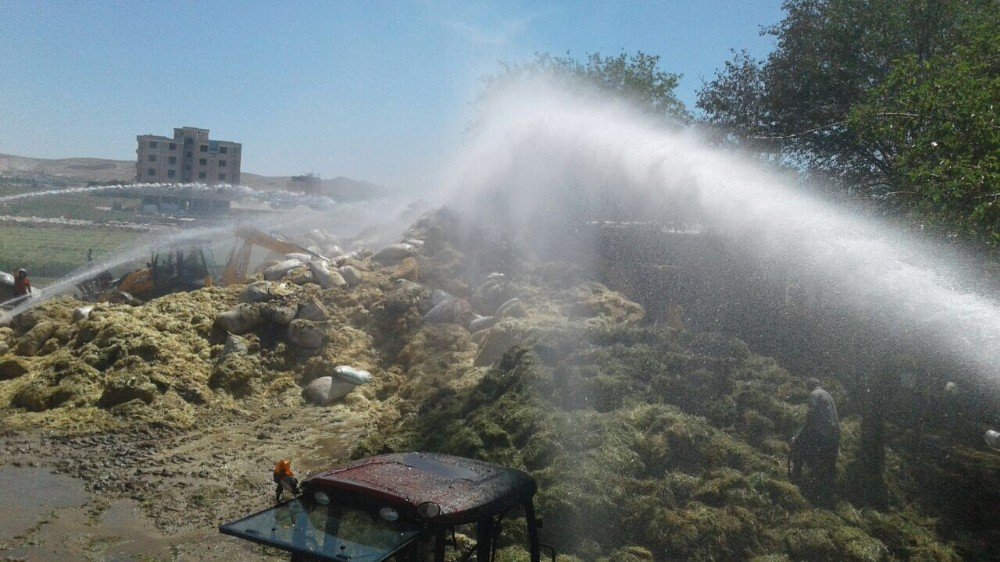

442,78,1000,387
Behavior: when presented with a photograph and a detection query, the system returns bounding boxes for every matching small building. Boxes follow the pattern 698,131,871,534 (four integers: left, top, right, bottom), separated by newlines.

136,127,241,185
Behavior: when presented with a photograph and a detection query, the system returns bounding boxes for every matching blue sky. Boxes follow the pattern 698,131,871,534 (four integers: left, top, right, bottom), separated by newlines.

0,1,783,186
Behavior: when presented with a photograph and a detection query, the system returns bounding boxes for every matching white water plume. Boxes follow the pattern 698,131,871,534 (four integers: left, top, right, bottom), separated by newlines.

0,182,255,204
0,223,237,321
445,81,1000,387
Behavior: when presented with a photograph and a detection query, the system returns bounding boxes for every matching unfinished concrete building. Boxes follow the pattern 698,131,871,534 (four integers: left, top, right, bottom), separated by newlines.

136,127,241,185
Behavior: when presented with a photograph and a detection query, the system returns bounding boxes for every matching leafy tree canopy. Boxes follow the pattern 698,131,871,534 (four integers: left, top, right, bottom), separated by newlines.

483,51,691,125
697,0,994,191
849,18,1000,245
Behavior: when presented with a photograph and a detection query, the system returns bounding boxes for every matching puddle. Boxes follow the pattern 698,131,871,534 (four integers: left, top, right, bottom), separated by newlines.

0,466,88,540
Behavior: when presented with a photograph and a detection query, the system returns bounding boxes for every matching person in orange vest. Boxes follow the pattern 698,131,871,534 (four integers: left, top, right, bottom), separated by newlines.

13,269,32,298
273,459,299,503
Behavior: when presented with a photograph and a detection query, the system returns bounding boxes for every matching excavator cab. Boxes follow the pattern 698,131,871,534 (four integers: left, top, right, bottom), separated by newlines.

220,452,554,562
78,240,216,303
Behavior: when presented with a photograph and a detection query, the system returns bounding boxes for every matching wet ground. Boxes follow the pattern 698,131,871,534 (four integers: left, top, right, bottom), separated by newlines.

0,403,362,561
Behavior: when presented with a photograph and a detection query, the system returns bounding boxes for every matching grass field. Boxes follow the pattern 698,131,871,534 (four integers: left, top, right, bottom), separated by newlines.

0,224,143,278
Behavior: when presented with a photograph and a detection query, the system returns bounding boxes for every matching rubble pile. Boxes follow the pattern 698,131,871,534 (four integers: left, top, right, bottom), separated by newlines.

0,209,972,560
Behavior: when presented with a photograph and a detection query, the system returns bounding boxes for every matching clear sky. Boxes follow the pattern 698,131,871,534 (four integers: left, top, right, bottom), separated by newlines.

0,1,784,186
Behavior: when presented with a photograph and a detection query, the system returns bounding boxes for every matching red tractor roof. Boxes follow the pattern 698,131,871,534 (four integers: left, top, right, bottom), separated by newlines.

306,452,536,526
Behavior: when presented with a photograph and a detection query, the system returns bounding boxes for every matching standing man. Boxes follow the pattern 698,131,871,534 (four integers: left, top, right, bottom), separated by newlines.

790,378,841,500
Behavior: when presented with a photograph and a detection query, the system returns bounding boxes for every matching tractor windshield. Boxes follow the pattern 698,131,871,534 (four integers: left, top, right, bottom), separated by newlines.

220,499,422,561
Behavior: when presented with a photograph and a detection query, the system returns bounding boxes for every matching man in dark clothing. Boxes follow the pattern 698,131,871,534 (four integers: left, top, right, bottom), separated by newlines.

790,378,840,498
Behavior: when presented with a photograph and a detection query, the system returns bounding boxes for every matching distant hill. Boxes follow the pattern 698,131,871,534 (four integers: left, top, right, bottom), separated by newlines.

0,153,385,200
0,153,135,183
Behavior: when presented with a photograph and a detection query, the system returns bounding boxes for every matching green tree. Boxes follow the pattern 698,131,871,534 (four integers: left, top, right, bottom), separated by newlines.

697,0,992,193
848,19,1000,245
482,51,691,125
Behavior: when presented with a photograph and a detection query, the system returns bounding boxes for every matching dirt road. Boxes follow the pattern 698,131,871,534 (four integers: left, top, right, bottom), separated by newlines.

0,403,362,561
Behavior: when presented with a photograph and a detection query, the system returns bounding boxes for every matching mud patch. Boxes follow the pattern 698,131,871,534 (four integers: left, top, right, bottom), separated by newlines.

0,467,87,541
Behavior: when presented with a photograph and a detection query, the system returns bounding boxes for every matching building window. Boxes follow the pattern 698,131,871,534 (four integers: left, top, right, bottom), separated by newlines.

168,156,176,164
220,146,228,154
147,168,156,176
198,172,206,179
148,155,157,162
184,164,191,171
167,169,176,178
169,143,177,150
218,173,226,181
149,141,157,148
185,151,192,158
199,145,208,152
219,160,227,167
199,158,207,165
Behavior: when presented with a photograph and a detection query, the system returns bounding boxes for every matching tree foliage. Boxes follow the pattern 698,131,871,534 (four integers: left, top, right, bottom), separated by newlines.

483,51,691,124
697,0,992,189
848,19,1000,244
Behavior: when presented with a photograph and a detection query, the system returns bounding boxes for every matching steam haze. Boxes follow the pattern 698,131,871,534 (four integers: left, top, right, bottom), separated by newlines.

444,80,1000,386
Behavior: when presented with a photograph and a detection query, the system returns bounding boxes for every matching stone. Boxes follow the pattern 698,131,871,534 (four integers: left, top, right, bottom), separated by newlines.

287,319,326,348
296,299,329,322
432,290,454,307
310,260,347,289
215,304,263,335
496,297,524,318
302,376,356,405
423,298,469,325
220,333,248,359
338,265,363,287
472,280,505,314
16,321,57,356
285,252,314,263
288,269,316,286
241,280,280,303
469,315,497,333
333,251,361,266
73,305,95,322
373,243,416,265
263,259,305,281
333,365,372,385
261,302,298,325
392,257,419,281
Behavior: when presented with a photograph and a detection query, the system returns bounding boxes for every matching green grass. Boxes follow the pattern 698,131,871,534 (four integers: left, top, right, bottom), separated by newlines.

0,224,143,278
2,194,141,223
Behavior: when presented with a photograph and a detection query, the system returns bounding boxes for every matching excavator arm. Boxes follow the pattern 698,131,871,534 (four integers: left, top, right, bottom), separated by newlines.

220,227,329,286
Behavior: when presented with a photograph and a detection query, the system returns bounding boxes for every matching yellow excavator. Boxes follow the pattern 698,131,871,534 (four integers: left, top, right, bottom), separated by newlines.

82,227,325,303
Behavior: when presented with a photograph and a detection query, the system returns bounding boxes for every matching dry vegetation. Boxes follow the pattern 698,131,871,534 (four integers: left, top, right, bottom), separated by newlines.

0,209,991,560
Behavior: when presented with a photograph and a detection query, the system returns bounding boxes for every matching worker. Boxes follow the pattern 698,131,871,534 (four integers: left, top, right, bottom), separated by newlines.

86,248,93,265
13,269,32,297
790,377,840,498
273,459,299,503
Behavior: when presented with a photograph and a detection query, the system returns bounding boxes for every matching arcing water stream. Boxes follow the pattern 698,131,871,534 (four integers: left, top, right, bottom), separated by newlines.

0,182,254,204
445,82,1000,388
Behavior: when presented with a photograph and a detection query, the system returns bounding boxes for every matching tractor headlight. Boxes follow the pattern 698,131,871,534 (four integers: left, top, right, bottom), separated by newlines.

314,491,330,506
416,502,441,519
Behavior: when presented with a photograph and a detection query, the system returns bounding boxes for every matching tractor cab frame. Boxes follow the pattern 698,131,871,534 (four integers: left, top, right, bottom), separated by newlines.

220,452,553,562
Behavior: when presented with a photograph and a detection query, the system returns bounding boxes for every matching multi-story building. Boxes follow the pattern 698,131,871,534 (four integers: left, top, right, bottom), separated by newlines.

136,127,241,185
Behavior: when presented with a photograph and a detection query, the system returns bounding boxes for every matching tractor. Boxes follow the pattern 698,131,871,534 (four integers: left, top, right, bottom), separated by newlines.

220,452,555,562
